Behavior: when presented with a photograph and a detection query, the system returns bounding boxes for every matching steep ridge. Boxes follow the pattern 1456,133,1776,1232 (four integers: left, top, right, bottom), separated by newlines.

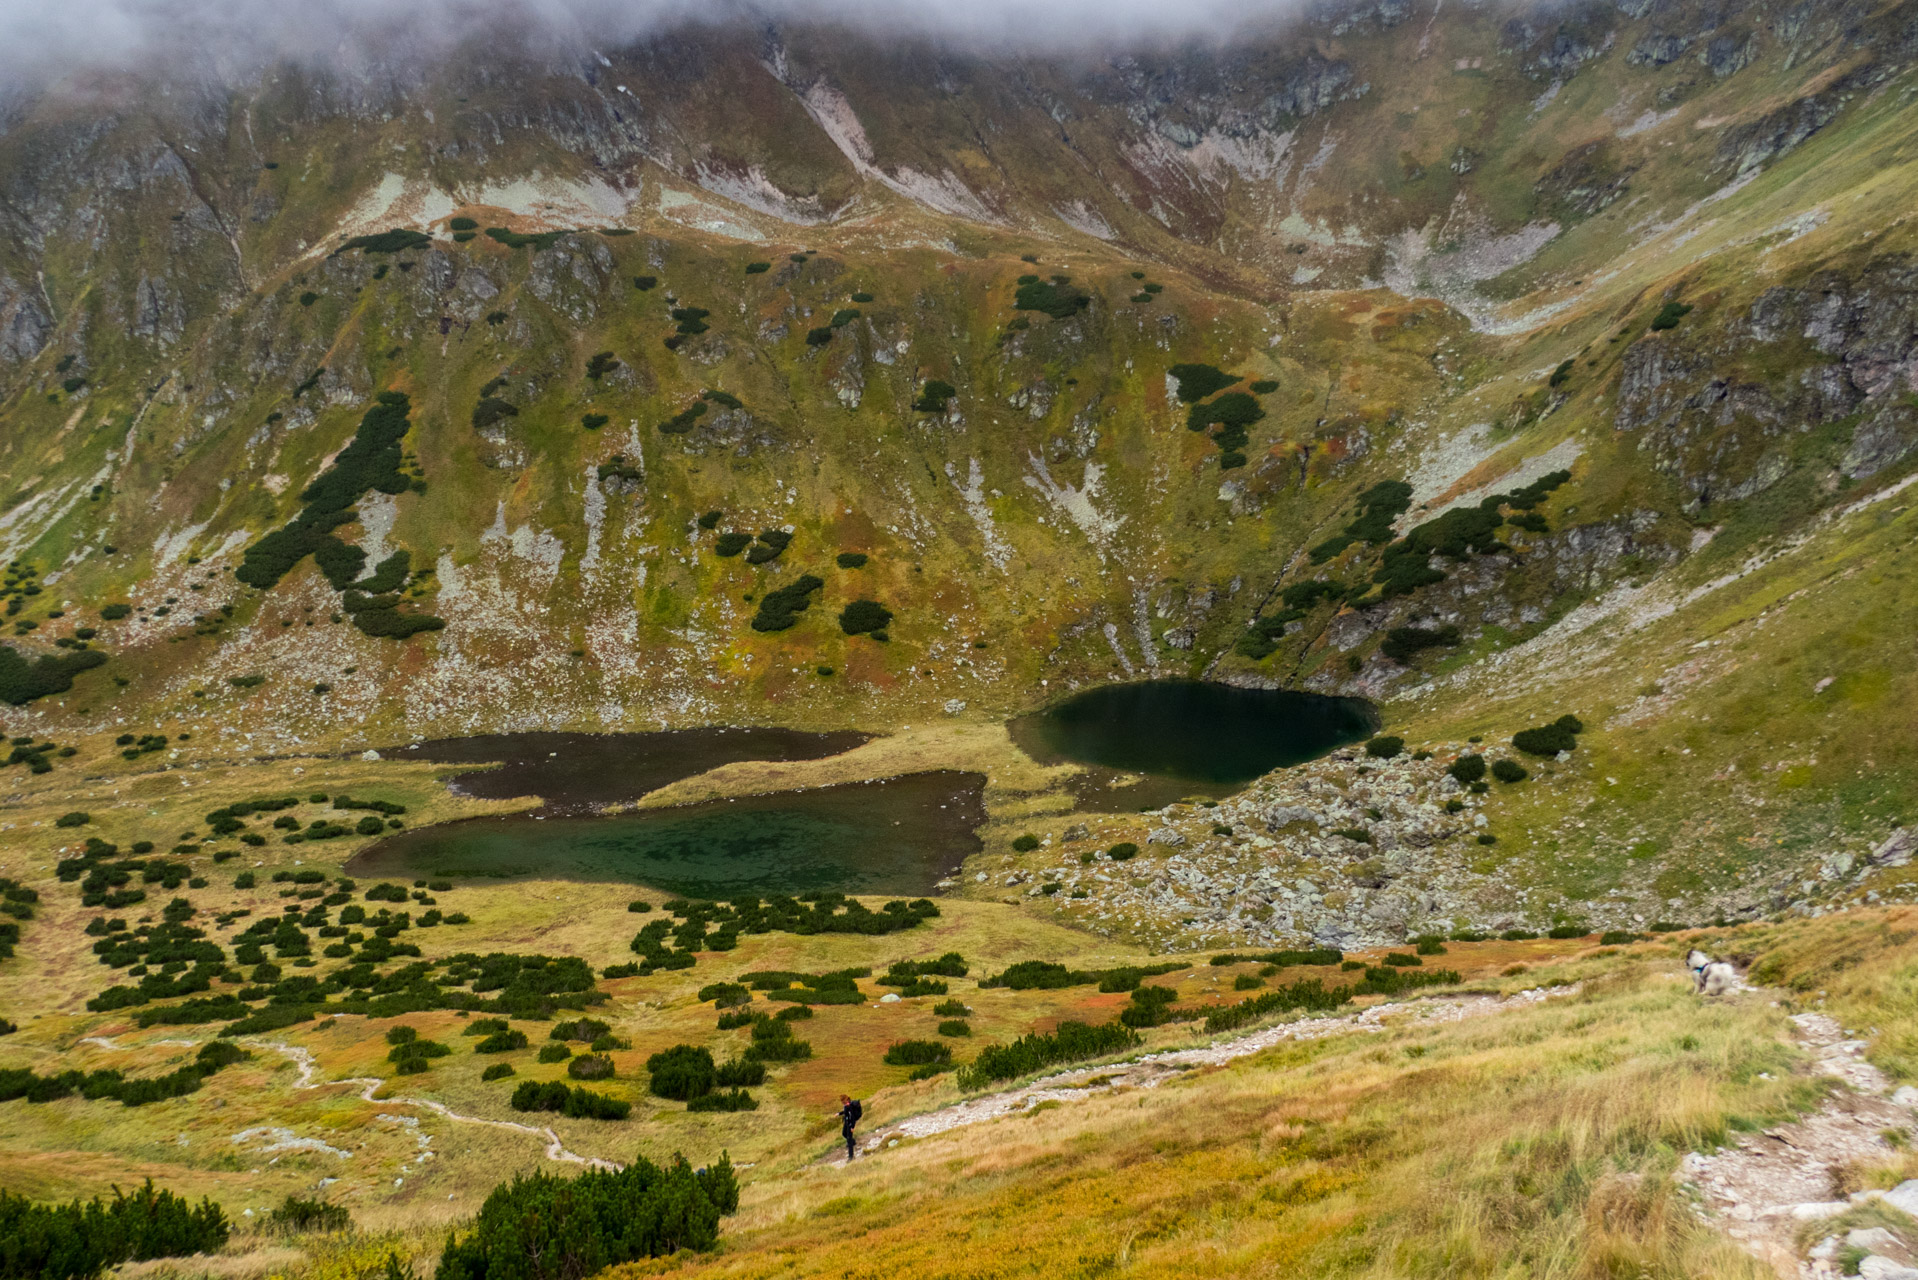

0,0,1913,923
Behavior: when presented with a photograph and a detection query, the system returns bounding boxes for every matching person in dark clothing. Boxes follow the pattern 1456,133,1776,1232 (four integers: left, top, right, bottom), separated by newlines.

838,1094,863,1160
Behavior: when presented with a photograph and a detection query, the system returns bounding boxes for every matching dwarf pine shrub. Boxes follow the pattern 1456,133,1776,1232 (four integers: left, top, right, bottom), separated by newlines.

1448,754,1486,785
838,599,892,636
913,380,957,413
646,1045,716,1100
1167,363,1238,402
1491,759,1529,783
1014,276,1090,319
958,1019,1137,1088
1381,626,1460,664
0,1180,229,1279
752,576,824,632
1648,301,1693,331
435,1155,734,1279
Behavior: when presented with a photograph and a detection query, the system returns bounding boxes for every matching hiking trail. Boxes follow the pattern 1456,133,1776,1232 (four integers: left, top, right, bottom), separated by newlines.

842,984,1579,1162
245,1038,619,1170
1682,1008,1918,1278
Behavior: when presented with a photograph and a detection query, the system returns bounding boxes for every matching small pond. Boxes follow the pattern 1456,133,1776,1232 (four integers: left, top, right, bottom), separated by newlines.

349,771,985,900
1008,679,1377,811
383,728,872,816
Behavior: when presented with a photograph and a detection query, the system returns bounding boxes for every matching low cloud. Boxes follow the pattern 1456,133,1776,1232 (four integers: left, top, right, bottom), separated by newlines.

0,0,1304,86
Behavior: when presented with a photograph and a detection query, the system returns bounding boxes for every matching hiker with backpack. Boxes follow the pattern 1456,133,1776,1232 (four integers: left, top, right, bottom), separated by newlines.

838,1095,863,1160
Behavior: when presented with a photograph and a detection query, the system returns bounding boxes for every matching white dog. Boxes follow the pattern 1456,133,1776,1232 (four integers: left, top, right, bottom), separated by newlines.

1687,948,1737,996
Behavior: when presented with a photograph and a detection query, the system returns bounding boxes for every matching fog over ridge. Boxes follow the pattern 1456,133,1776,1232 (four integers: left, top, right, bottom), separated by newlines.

0,0,1315,86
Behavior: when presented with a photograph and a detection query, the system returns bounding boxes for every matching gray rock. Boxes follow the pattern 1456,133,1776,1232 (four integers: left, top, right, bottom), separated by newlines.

1847,1228,1904,1253
1880,1179,1918,1217
1146,828,1186,847
1872,830,1915,869
1859,1257,1918,1280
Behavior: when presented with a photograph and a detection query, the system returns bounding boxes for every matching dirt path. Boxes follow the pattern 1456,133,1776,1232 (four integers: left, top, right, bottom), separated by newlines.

844,984,1578,1161
1682,1011,1918,1276
244,1038,620,1171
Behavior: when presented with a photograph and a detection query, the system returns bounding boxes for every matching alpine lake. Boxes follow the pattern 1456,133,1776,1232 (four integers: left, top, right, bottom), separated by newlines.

351,684,1375,896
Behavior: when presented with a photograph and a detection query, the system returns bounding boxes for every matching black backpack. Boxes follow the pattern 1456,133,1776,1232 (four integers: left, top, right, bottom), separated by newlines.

845,1099,863,1124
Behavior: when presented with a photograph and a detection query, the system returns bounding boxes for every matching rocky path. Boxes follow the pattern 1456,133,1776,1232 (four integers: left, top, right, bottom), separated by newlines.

1682,1012,1918,1278
244,1038,620,1171
845,985,1577,1161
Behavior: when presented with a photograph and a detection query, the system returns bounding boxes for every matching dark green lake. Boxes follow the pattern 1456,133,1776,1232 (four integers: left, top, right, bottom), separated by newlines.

1008,680,1377,810
348,771,986,899
382,728,871,816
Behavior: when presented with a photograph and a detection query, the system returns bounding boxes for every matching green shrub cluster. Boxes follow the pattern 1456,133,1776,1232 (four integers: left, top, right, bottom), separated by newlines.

1648,301,1693,331
1512,714,1584,757
883,1039,952,1068
0,1042,248,1109
1364,736,1403,759
744,529,791,566
839,599,892,637
235,392,440,636
0,645,105,706
1368,471,1572,598
1118,984,1180,1028
1491,759,1528,783
1203,979,1352,1034
980,959,1183,991
697,982,752,1008
627,895,934,977
1381,626,1459,664
585,351,620,380
742,969,864,1005
1167,364,1239,402
1447,753,1486,785
1310,481,1414,563
549,1018,611,1042
387,1027,451,1074
744,1015,812,1063
878,953,967,985
567,1054,614,1080
1547,925,1587,939
958,1019,1139,1089
339,228,430,254
508,1080,629,1119
687,1088,758,1111
913,380,957,413
435,1155,737,1280
836,551,868,568
1598,930,1639,946
1353,966,1461,995
1013,275,1090,319
1206,948,1343,968
475,1030,529,1053
484,227,571,251
713,532,751,556
0,1179,229,1279
751,575,823,632
596,456,641,483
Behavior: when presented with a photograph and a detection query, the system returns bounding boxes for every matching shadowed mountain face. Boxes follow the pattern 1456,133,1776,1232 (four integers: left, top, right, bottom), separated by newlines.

0,0,1915,912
